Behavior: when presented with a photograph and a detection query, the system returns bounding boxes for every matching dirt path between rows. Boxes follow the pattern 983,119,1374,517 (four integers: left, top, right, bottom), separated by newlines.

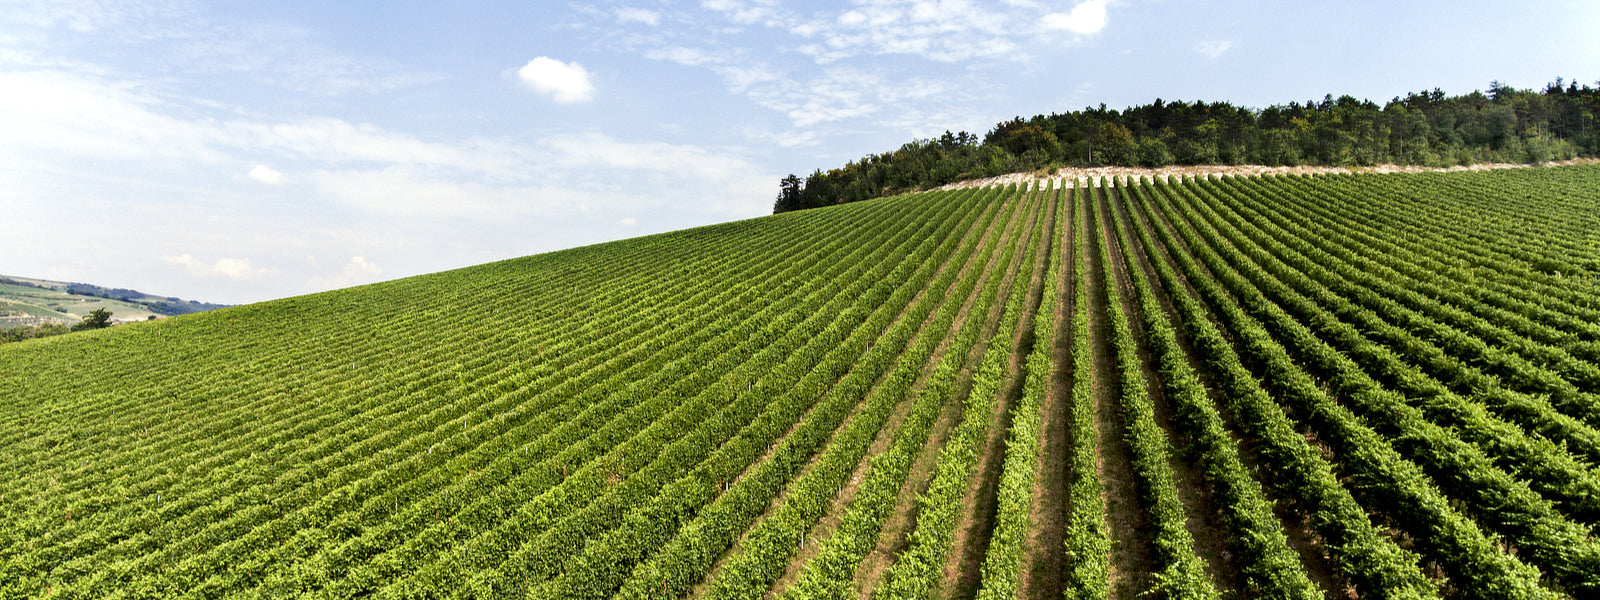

691,190,1007,598
1017,187,1073,599
1124,180,1353,599
852,188,1034,598
766,188,1016,597
1086,186,1155,599
1100,185,1238,596
939,187,1055,599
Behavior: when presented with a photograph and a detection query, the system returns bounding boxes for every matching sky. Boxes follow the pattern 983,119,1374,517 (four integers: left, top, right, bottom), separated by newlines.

1,0,1596,305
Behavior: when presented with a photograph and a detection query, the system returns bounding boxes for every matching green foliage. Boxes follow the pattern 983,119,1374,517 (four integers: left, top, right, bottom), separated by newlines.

70,307,112,331
874,184,1047,600
1148,176,1561,599
1061,188,1109,600
973,185,1065,600
1137,138,1174,168
1108,180,1320,600
781,189,1027,600
1094,122,1136,166
985,118,1063,159
1095,181,1216,600
0,322,70,344
4,165,1600,600
775,80,1600,213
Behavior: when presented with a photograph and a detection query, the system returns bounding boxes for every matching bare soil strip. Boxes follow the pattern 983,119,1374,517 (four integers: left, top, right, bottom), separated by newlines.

767,190,1020,596
938,158,1600,192
939,190,1058,600
1086,184,1156,599
692,191,1010,597
852,189,1035,598
1017,187,1074,600
1122,179,1355,598
1100,185,1238,595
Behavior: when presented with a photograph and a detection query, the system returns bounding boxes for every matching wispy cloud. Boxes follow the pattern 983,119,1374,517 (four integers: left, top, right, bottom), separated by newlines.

1194,40,1234,59
0,59,775,302
2,0,437,96
613,0,1114,138
615,7,661,26
644,45,780,93
163,253,279,281
0,66,765,213
689,0,1118,64
517,56,597,103
1065,81,1098,108
306,255,385,289
700,0,791,28
790,0,1018,63
748,67,951,127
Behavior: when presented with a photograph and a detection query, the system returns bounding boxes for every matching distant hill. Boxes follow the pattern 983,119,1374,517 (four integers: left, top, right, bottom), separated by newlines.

0,274,229,328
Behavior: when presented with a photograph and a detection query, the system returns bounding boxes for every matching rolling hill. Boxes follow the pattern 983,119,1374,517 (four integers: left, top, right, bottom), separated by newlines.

4,165,1600,599
0,275,229,329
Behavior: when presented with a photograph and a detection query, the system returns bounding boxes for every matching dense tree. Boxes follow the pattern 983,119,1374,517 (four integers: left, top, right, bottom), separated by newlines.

774,174,802,213
71,308,113,332
984,118,1062,158
774,79,1600,213
0,322,70,344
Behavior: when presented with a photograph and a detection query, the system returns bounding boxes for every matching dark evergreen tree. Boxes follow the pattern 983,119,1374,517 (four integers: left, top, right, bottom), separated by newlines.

774,174,802,213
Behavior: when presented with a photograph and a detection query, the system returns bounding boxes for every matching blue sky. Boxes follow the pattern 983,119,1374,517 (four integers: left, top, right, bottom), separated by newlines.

2,0,1595,304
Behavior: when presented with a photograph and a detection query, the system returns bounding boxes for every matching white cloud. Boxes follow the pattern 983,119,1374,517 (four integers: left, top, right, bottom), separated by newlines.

645,40,982,134
644,46,780,94
0,66,769,219
1066,81,1098,106
163,253,279,281
646,46,717,67
1195,40,1234,59
306,255,387,290
539,132,765,185
0,69,226,163
248,164,285,184
344,255,381,277
1042,0,1110,35
1,2,791,306
0,63,778,307
620,1,1116,134
228,117,530,177
701,0,789,27
213,258,266,280
743,127,822,148
517,57,596,104
0,69,527,180
307,167,511,218
616,7,661,26
790,0,1018,63
2,0,128,33
744,67,951,127
5,0,435,96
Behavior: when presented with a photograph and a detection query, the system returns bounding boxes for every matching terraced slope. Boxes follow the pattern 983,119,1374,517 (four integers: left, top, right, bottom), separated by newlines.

3,165,1600,600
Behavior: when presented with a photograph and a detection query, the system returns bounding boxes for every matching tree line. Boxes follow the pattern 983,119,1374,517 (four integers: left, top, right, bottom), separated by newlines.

774,79,1600,213
1,309,115,345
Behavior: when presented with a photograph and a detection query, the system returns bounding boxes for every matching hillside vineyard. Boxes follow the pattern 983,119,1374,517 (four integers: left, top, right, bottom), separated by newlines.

5,167,1600,600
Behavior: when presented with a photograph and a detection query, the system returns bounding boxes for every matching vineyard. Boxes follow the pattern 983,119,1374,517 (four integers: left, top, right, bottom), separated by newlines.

4,165,1600,600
